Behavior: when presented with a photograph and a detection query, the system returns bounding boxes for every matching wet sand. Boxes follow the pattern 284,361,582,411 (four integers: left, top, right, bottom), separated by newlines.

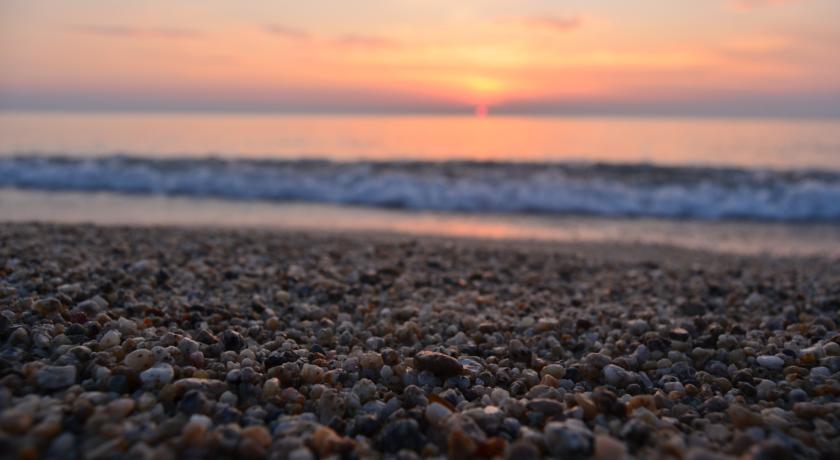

4,189,840,258
1,222,838,459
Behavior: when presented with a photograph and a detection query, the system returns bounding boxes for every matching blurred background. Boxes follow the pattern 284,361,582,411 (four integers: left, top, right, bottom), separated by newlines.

2,0,840,256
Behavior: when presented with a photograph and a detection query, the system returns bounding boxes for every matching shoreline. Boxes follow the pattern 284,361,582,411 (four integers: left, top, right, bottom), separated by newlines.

4,189,840,259
1,222,839,458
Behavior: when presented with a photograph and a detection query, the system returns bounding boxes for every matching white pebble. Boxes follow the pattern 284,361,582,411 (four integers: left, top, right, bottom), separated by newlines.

124,349,155,372
757,355,784,370
140,363,174,386
99,330,121,349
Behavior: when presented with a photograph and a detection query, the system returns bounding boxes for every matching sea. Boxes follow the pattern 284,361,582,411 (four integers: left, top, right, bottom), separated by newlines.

2,111,840,256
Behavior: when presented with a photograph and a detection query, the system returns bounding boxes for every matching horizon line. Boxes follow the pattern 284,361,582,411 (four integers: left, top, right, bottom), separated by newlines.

2,106,840,120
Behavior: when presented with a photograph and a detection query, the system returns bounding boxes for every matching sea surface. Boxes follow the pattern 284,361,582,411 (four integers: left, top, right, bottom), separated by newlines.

2,111,840,255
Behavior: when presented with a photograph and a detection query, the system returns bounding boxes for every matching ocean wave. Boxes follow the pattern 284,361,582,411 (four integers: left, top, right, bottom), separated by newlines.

2,155,840,221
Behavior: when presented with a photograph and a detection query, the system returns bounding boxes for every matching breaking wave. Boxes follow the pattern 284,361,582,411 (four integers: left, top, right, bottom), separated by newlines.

2,155,840,221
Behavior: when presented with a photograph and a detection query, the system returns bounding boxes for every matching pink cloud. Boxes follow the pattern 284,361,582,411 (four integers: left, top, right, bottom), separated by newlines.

730,0,804,9
263,26,396,48
332,34,399,49
73,25,201,39
523,16,582,33
264,24,310,41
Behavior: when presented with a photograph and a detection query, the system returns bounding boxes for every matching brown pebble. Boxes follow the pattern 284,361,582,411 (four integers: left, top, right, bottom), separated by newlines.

448,429,478,458
241,425,272,448
359,352,384,371
626,395,657,415
727,405,764,428
527,398,565,416
594,434,628,460
414,351,463,376
34,298,62,316
792,402,826,419
574,393,598,420
18,444,39,460
477,437,507,458
311,426,354,457
31,416,62,439
0,408,33,434
181,420,208,445
238,438,267,459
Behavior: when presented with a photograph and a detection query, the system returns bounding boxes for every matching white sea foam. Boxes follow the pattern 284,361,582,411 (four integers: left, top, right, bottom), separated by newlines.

2,155,839,221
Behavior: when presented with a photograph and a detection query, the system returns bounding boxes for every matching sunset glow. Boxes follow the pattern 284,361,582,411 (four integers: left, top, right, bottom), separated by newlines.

1,0,839,115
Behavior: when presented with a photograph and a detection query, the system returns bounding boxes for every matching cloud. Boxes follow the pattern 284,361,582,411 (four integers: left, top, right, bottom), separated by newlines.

332,34,399,49
729,0,804,9
72,25,201,39
523,15,582,33
263,26,397,49
264,24,310,41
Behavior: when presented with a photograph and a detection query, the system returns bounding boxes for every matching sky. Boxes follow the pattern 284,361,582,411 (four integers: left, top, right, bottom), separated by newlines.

1,0,839,116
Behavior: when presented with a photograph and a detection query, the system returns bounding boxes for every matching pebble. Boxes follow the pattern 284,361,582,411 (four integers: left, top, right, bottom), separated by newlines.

181,414,211,445
526,398,565,416
757,355,784,370
221,330,244,351
124,349,155,371
594,434,628,460
262,378,281,400
788,388,808,403
603,364,630,387
36,365,77,390
140,363,174,386
2,224,839,460
728,405,764,428
179,337,201,355
628,319,649,335
178,389,213,415
352,378,377,402
756,380,776,400
300,364,324,384
705,423,730,443
574,393,598,420
508,439,541,460
541,363,566,379
288,448,315,460
99,329,121,348
360,352,384,371
108,398,136,418
311,426,354,457
670,327,691,341
220,390,238,406
265,317,281,330
544,419,593,457
425,402,453,425
467,405,504,433
0,408,33,434
377,419,425,453
414,351,463,376
241,425,272,447
34,298,62,316
171,378,229,398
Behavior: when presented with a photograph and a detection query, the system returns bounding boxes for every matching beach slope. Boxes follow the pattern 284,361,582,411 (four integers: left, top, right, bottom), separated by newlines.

0,223,838,459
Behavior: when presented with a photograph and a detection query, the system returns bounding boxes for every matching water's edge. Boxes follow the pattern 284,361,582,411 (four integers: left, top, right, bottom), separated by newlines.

3,188,839,257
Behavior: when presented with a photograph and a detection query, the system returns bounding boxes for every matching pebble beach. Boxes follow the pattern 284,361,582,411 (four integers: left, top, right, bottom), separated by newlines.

1,222,839,459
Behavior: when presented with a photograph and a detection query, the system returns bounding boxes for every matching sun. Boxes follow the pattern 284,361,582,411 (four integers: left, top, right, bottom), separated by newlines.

463,76,503,117
465,76,505,94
